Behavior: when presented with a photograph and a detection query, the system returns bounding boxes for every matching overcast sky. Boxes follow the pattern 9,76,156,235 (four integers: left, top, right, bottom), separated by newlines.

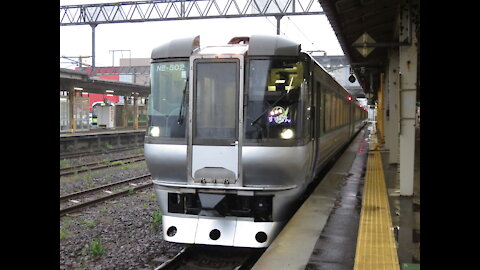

60,0,344,69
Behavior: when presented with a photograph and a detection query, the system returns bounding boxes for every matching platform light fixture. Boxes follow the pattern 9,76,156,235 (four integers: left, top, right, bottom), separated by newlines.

106,89,114,93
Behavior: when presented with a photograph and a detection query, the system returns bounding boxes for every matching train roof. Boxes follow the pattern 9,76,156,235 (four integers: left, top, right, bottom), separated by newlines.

151,35,200,60
151,35,301,60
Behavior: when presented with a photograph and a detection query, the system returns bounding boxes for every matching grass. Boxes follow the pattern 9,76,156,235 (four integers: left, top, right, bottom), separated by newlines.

110,160,124,166
60,228,69,240
83,219,95,228
60,159,72,169
60,216,73,241
83,237,106,257
151,210,162,231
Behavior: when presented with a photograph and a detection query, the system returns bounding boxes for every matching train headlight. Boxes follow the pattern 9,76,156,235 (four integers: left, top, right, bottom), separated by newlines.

148,126,160,137
280,128,294,139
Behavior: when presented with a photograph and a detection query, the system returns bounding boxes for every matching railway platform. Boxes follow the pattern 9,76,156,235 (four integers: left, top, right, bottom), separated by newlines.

60,127,146,158
252,122,420,270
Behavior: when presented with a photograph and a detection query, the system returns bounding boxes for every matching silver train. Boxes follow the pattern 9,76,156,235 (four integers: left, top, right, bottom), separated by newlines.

144,35,367,248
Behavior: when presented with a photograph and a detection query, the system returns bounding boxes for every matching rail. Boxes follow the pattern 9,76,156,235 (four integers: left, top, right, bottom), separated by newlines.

60,174,152,217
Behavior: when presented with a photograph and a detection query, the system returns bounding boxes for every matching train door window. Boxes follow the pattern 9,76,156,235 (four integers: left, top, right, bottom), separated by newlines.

193,61,239,145
303,76,312,141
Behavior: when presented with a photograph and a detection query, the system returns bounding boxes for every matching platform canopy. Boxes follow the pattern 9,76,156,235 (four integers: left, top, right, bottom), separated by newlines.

318,0,419,104
60,68,150,97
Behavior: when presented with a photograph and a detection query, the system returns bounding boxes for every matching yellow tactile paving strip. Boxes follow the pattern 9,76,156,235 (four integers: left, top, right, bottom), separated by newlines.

354,150,400,270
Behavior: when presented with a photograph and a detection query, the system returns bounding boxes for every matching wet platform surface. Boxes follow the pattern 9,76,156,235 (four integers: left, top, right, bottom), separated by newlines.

253,126,368,270
305,132,367,270
252,122,420,269
383,126,420,269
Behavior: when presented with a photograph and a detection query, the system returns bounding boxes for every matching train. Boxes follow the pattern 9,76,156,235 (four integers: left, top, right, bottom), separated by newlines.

144,35,367,248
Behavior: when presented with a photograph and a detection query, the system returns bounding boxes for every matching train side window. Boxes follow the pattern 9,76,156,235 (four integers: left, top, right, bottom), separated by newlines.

332,94,337,129
338,96,342,127
336,96,340,128
324,91,331,132
339,99,343,126
315,81,321,137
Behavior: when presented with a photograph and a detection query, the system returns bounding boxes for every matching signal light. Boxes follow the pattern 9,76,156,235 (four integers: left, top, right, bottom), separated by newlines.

347,96,352,101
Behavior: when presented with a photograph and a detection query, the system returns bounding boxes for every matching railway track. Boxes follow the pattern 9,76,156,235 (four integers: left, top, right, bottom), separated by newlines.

60,154,145,176
155,245,264,270
60,174,152,217
60,146,142,159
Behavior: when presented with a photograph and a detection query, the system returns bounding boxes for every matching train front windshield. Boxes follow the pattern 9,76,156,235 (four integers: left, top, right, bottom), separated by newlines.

245,58,306,146
147,61,189,141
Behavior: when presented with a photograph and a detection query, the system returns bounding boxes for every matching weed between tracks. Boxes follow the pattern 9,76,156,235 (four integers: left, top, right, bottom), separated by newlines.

60,189,172,268
151,210,163,231
83,237,106,257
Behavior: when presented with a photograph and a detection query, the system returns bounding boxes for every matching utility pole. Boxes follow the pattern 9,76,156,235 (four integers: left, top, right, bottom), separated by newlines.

109,50,131,67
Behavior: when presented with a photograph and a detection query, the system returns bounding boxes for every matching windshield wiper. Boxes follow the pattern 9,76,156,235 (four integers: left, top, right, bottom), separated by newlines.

177,77,189,125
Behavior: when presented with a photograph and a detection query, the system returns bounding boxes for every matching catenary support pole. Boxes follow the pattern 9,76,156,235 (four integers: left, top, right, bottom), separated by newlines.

91,24,97,74
275,15,283,35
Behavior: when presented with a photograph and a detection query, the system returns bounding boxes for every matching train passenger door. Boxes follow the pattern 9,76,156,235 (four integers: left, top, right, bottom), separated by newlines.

188,58,243,186
312,80,322,174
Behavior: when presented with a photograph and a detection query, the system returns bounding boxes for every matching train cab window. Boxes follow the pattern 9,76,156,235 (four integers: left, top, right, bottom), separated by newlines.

147,60,189,141
245,58,306,145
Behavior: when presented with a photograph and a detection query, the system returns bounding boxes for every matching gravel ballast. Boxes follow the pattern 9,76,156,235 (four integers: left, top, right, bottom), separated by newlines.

60,150,186,269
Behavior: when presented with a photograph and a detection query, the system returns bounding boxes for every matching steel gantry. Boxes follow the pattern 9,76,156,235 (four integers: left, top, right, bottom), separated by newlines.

60,0,324,71
60,0,324,26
